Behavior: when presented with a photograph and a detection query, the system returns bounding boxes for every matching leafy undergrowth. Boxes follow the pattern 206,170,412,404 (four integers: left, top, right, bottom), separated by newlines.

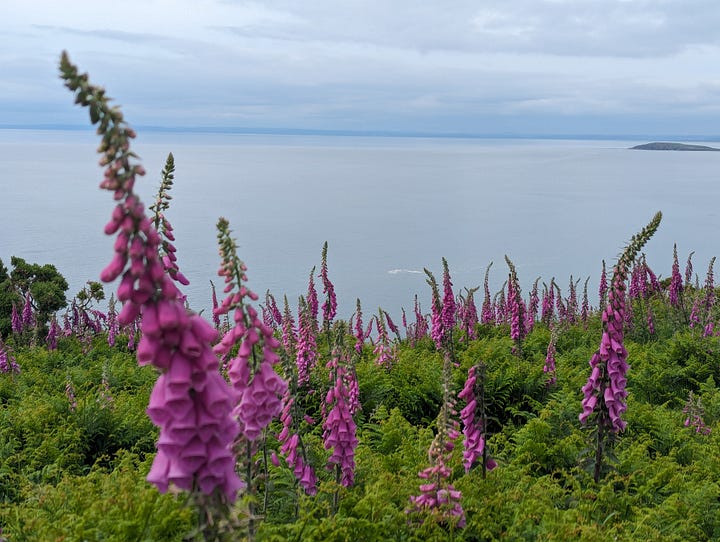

1,322,720,541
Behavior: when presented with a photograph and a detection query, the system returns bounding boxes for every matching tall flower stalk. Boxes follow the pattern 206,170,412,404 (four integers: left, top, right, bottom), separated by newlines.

60,52,243,520
213,218,287,538
407,349,464,528
323,323,359,511
579,211,662,482
505,256,526,355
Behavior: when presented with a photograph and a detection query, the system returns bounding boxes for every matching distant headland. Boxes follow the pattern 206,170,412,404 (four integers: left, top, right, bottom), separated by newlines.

630,142,720,151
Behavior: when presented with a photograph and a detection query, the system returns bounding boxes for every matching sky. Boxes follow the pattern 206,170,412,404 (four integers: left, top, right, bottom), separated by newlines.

3,0,720,136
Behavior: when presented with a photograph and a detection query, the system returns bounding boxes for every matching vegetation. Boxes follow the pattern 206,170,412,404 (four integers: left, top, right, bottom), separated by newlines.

1,52,719,541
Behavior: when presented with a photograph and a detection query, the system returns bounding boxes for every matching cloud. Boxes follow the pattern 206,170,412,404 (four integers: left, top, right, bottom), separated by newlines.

3,0,720,134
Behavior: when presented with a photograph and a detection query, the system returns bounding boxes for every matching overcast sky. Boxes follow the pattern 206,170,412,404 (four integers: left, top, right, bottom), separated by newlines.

3,0,720,136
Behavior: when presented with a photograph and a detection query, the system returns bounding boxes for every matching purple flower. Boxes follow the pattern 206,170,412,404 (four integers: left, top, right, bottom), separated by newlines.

685,251,695,287
669,244,683,308
11,304,22,334
22,295,34,328
323,344,359,487
599,260,608,308
296,297,318,387
307,267,319,327
481,262,494,325
62,55,243,502
353,299,364,354
320,242,337,326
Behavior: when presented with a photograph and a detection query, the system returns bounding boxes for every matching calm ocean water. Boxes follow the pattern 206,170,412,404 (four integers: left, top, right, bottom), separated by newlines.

2,129,719,321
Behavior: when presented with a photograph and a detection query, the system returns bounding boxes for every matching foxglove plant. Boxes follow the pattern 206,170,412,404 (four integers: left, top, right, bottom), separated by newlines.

683,391,711,435
494,285,507,325
425,268,445,350
107,294,119,347
647,306,656,336
526,278,540,333
60,53,243,506
685,251,695,288
265,291,283,329
296,296,318,388
353,299,364,353
0,340,19,374
149,152,190,288
599,260,608,308
408,350,465,528
46,317,60,350
210,280,222,331
581,277,590,328
458,362,496,476
702,257,716,328
669,244,684,309
10,304,22,334
505,256,526,354
480,262,494,325
460,287,479,340
413,295,428,343
307,267,319,329
440,258,457,340
373,310,396,368
21,295,34,329
65,376,77,412
213,218,287,537
566,276,578,325
322,324,359,494
579,211,662,482
383,309,401,341
277,296,317,497
213,218,287,443
320,241,337,330
643,255,661,294
541,281,555,326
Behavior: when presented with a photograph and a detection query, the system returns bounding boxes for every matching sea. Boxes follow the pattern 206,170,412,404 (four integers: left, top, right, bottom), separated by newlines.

2,128,719,322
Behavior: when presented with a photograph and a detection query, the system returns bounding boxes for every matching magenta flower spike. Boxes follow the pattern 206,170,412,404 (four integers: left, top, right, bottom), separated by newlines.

413,295,428,342
440,258,456,337
21,295,34,329
408,350,465,528
322,328,359,487
425,267,445,349
505,256,526,353
598,260,608,309
580,212,662,479
213,219,287,443
320,242,337,328
581,277,590,328
481,262,494,325
296,296,318,387
353,299,364,353
461,287,479,340
685,251,695,288
46,317,60,350
669,244,683,308
0,340,20,374
544,331,557,386
526,277,540,333
61,54,243,503
306,267,319,328
373,310,396,368
11,304,22,334
458,363,495,475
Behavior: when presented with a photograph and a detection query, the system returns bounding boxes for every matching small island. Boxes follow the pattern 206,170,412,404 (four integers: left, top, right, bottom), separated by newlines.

630,142,720,151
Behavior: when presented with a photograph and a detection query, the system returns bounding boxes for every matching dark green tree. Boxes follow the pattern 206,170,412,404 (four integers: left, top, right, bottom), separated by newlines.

0,257,21,337
5,257,69,336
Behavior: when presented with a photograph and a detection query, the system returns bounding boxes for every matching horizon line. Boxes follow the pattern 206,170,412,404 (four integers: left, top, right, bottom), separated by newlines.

2,123,719,142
